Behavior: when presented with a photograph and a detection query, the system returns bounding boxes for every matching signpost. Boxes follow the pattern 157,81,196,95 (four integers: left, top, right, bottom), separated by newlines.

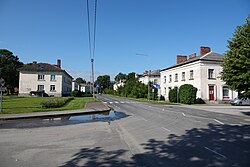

0,78,5,113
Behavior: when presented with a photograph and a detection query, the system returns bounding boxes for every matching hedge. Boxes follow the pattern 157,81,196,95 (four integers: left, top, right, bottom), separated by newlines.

179,84,197,104
169,87,178,103
41,97,74,108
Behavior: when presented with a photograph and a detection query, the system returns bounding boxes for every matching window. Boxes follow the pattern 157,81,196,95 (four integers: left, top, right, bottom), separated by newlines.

169,75,172,83
37,85,44,91
208,69,214,79
223,86,229,100
175,73,178,82
50,75,56,81
190,70,194,80
182,72,185,81
164,76,166,83
50,85,56,92
164,87,166,95
38,74,45,80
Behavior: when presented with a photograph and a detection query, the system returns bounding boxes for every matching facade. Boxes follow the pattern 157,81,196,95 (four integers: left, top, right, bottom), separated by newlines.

19,59,73,97
72,80,79,91
137,70,161,85
79,84,91,93
160,46,238,103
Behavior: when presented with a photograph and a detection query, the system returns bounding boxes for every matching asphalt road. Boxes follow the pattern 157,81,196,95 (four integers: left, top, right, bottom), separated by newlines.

0,95,249,167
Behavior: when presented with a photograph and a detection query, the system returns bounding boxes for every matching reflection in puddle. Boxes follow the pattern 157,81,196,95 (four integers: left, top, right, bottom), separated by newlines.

0,110,127,129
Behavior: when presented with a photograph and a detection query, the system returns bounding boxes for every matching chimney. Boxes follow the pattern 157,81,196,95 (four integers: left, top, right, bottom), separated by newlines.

57,59,61,68
32,61,37,64
189,53,196,59
176,55,187,64
200,46,211,56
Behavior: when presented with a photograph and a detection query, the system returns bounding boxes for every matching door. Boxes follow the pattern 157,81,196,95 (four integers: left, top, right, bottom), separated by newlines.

209,86,214,100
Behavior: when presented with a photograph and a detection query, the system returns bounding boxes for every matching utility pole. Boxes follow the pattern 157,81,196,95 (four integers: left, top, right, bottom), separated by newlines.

91,58,95,98
148,70,151,101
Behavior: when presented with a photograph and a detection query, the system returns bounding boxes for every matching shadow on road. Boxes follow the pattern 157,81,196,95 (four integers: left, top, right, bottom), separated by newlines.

242,111,250,116
59,123,250,167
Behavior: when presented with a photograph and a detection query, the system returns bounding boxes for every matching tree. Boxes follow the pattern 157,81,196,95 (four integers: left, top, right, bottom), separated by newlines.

95,75,111,91
114,73,127,82
0,49,23,93
75,77,86,84
221,16,250,97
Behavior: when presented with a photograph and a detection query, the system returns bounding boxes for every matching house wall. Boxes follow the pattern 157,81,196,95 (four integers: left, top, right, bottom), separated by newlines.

160,60,237,102
138,76,160,85
19,71,72,97
62,74,73,96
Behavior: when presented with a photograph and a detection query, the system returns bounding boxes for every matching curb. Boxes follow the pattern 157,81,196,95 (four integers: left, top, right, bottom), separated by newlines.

0,108,111,120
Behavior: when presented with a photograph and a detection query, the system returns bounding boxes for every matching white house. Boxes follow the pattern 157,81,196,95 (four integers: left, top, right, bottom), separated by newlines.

160,46,238,103
79,84,91,93
137,70,161,85
19,59,73,97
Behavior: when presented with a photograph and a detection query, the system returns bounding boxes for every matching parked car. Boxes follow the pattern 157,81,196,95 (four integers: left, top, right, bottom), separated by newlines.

230,98,250,106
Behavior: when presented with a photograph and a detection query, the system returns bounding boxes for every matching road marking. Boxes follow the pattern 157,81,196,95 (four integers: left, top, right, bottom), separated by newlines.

121,101,125,104
141,117,148,122
161,127,171,132
162,109,165,111
182,112,186,117
103,102,107,104
204,147,227,159
109,102,113,104
114,101,119,103
213,119,224,125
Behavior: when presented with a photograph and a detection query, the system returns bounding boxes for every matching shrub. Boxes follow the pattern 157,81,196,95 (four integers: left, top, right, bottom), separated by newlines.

179,84,197,104
41,97,74,108
196,98,205,104
71,90,83,97
169,87,178,103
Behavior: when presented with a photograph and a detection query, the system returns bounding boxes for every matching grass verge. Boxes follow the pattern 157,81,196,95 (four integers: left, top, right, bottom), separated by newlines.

1,96,99,114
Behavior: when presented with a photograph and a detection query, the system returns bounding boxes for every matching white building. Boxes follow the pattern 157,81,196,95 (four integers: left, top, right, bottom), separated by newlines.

137,70,161,85
113,80,125,91
19,59,73,97
79,84,91,93
160,46,238,103
72,80,79,91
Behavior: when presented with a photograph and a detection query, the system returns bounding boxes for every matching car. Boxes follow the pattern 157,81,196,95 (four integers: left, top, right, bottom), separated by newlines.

230,98,250,106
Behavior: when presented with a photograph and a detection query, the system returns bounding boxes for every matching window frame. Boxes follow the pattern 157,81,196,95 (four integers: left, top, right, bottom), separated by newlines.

38,74,45,81
50,85,56,92
189,70,194,80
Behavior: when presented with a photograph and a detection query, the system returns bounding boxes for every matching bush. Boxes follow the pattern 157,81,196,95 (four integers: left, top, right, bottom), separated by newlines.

71,90,83,97
179,84,197,104
196,98,205,104
160,95,165,101
41,97,74,108
169,87,178,103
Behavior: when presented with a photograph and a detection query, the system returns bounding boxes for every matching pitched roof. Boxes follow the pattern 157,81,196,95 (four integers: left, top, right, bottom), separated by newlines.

161,52,224,71
18,63,73,79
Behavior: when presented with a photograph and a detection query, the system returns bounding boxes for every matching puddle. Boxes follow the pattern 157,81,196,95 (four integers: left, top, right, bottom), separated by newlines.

0,111,127,129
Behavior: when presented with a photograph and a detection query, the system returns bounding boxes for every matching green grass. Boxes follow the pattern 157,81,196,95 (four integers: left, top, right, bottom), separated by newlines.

1,96,99,114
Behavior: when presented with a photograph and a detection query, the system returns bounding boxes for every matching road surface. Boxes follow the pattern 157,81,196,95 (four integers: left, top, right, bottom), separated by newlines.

0,95,249,167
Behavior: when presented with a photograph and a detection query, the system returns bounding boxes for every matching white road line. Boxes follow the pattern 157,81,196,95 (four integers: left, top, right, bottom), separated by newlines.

103,102,107,104
161,127,171,132
162,109,165,111
109,102,113,104
204,147,227,159
121,101,125,104
114,101,119,103
182,113,186,117
214,119,224,125
141,117,148,122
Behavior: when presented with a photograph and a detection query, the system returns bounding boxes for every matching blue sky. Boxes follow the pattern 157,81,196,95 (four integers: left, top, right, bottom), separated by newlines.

0,0,249,81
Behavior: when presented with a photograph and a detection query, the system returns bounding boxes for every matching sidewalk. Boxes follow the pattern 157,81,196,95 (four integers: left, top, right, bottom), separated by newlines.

0,102,110,120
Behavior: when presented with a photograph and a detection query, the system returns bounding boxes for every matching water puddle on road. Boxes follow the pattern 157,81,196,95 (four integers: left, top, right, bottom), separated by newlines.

0,110,127,129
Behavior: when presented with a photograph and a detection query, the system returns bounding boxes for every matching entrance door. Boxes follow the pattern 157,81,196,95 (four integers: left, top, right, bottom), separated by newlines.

209,86,214,101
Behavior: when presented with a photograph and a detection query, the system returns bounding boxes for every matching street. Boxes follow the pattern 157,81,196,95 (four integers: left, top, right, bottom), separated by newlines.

0,95,250,167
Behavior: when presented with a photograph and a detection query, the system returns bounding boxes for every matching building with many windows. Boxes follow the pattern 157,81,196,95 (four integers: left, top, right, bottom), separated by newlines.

18,59,73,96
160,46,238,103
136,70,161,85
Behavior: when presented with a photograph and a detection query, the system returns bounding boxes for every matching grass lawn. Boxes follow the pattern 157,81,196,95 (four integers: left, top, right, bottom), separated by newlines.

1,96,99,114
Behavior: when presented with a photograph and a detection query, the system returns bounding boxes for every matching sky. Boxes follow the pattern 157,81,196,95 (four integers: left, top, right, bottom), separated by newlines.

0,0,249,81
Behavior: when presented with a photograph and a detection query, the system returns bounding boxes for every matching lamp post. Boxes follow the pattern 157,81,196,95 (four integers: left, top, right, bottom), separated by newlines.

136,53,151,101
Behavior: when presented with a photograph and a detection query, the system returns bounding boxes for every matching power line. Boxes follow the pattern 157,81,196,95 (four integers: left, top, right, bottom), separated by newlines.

86,0,92,59
93,0,98,59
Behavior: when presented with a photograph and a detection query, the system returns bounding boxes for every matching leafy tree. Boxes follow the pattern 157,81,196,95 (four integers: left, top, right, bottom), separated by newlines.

0,49,23,93
179,84,197,104
95,75,111,91
75,77,86,84
221,16,250,97
115,73,127,82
